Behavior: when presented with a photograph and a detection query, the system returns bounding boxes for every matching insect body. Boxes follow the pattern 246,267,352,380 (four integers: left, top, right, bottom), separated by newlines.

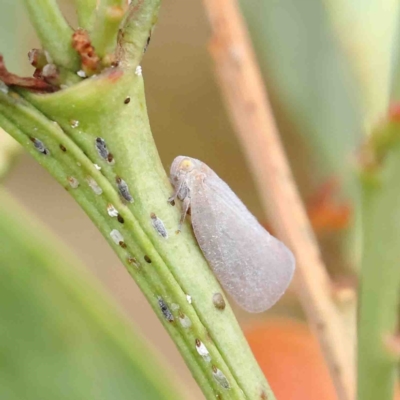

169,156,295,313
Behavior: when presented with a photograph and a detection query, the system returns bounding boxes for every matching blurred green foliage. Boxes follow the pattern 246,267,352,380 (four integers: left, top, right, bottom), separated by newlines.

0,190,184,400
239,0,364,277
240,0,362,193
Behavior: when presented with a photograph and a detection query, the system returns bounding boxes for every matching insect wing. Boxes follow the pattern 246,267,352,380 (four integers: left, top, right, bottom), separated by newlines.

190,169,295,313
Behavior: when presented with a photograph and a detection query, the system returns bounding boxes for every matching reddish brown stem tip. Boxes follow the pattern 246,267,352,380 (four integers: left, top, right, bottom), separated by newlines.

0,55,56,92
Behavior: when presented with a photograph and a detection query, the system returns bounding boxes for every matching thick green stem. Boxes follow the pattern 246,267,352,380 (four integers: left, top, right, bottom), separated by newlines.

90,0,127,60
0,1,275,398
358,121,400,400
22,0,80,71
0,129,20,179
1,8,275,398
73,0,97,30
321,0,399,131
117,0,161,66
0,66,273,400
0,189,187,400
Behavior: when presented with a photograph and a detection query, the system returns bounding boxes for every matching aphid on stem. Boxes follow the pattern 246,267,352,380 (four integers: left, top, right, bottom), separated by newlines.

150,212,168,238
116,176,134,203
30,137,50,155
157,296,174,322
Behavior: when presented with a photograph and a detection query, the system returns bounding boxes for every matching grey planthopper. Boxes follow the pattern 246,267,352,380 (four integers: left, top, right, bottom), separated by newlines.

169,156,295,313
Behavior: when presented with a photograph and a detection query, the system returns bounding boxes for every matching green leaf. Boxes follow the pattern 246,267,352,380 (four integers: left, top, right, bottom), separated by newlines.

0,189,185,400
358,120,400,400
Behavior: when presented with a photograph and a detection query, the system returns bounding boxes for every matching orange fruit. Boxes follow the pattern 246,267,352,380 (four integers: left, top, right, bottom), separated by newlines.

245,318,337,400
246,318,400,400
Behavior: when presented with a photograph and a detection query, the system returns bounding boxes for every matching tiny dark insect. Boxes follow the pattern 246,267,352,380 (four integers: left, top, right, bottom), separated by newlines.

150,212,168,238
30,137,50,155
116,176,134,203
157,296,174,322
95,137,109,160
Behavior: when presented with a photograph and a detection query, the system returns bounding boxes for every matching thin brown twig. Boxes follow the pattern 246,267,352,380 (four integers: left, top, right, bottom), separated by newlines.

0,55,56,92
201,1,355,399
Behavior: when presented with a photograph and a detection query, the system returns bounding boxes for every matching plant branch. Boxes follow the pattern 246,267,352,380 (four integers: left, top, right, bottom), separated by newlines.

0,0,276,391
73,0,97,30
321,0,399,130
201,0,355,399
0,188,188,400
117,0,161,67
90,0,127,61
357,117,400,400
0,128,20,180
22,0,80,71
0,70,272,400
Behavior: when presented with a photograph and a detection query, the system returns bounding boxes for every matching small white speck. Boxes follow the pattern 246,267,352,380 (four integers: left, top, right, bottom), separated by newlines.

135,65,142,76
42,63,57,77
94,163,101,170
195,340,211,362
60,84,68,90
52,121,62,131
70,120,79,128
212,366,230,389
0,82,9,93
67,176,79,189
171,303,180,311
186,294,192,304
107,204,119,218
179,314,192,329
77,70,86,78
44,50,53,64
86,177,102,195
110,229,124,245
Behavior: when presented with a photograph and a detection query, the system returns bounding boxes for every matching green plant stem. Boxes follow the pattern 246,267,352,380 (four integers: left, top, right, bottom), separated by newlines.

22,0,80,71
0,68,273,400
90,0,127,59
0,188,187,400
0,59,276,400
117,0,161,66
0,129,20,180
0,1,276,398
73,0,97,30
321,0,399,131
358,122,400,400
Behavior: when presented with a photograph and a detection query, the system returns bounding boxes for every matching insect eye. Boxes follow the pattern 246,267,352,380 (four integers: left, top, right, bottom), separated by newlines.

181,159,193,171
